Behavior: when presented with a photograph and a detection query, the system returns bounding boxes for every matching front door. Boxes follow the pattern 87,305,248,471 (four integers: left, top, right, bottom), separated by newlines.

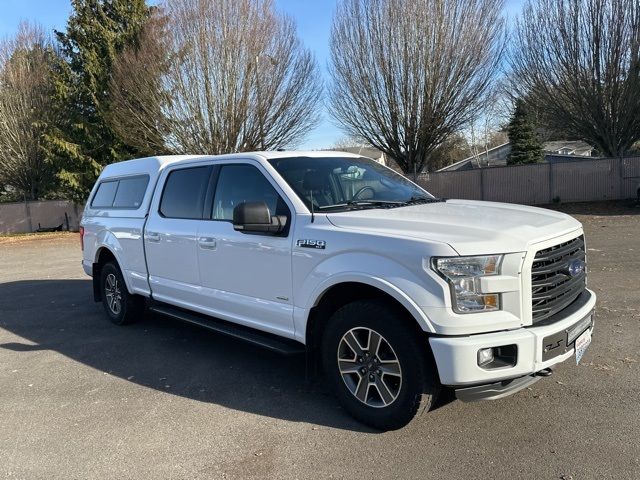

196,162,295,338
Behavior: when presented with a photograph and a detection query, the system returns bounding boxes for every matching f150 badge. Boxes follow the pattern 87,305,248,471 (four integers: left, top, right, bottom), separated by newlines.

296,239,326,249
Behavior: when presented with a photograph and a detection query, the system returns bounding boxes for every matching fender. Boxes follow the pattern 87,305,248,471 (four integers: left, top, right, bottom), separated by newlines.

293,252,444,342
93,230,134,294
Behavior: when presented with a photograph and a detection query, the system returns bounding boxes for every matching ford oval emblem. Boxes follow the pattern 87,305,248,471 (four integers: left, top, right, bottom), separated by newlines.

567,259,586,277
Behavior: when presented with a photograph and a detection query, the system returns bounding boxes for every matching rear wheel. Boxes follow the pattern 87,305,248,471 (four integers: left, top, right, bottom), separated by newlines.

99,261,144,325
321,299,439,430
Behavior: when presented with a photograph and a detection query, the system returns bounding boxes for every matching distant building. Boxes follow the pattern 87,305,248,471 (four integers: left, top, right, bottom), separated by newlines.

543,140,594,157
437,140,595,172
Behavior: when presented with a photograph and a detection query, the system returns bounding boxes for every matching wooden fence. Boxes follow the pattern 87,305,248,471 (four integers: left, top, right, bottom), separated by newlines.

417,156,640,205
0,200,82,234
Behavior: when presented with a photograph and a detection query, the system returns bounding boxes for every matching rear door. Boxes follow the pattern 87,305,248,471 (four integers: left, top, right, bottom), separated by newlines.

144,164,213,307
195,161,296,338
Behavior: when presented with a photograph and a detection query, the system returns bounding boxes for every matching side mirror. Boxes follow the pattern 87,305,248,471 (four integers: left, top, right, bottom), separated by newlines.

233,201,285,234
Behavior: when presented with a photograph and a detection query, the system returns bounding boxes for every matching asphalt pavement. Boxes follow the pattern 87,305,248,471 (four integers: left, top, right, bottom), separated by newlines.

0,203,638,479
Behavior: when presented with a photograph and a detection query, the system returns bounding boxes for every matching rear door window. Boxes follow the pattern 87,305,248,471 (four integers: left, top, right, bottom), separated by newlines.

160,166,211,219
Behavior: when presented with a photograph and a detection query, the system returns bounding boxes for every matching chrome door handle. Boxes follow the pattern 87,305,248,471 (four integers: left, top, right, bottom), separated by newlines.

146,231,160,242
198,237,217,249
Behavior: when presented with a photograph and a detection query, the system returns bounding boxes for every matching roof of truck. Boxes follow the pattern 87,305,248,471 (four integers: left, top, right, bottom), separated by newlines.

99,151,363,178
258,150,362,159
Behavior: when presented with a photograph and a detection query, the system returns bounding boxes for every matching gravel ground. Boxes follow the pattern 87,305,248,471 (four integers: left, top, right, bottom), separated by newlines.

0,202,638,479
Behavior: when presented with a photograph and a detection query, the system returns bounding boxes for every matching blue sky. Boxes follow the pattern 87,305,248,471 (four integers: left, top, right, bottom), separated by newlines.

0,0,526,150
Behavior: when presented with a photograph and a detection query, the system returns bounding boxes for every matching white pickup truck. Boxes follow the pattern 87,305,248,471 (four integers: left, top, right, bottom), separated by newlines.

80,151,595,430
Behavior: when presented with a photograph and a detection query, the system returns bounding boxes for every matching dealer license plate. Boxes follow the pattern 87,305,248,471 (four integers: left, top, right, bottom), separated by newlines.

575,328,592,365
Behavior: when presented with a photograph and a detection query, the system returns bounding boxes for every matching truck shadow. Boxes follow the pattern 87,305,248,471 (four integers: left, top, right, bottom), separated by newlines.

1,279,450,432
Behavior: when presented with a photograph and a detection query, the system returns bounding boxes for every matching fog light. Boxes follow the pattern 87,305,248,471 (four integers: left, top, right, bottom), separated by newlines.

478,345,518,370
477,348,494,366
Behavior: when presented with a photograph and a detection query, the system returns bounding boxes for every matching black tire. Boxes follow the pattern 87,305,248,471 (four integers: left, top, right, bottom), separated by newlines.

99,261,144,325
321,299,440,430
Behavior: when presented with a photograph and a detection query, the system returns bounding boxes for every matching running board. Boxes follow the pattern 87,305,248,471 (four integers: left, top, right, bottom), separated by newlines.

148,303,305,356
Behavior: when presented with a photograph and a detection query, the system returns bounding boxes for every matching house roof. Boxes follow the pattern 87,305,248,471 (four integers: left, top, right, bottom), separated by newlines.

542,140,593,156
438,143,511,171
437,140,595,172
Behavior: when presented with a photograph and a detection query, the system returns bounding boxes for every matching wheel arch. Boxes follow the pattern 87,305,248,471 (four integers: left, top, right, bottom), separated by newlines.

303,279,433,378
92,245,131,301
95,246,117,266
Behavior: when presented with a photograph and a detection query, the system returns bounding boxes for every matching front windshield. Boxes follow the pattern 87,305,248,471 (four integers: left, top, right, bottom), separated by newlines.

268,156,436,212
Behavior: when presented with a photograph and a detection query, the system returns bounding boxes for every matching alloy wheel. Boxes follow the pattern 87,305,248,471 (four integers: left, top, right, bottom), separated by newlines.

104,273,122,315
337,327,402,408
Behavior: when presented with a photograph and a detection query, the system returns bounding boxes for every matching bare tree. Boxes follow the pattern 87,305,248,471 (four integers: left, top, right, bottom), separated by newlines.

467,90,509,165
429,133,473,170
331,134,371,150
510,0,640,157
0,23,57,200
110,0,322,155
329,0,506,177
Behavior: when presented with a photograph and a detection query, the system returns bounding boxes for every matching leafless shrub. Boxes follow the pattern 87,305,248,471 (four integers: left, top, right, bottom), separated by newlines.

110,0,323,155
329,0,506,176
510,0,640,156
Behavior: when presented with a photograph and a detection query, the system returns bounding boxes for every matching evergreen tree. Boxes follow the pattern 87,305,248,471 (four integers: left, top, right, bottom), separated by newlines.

45,0,150,201
507,99,543,165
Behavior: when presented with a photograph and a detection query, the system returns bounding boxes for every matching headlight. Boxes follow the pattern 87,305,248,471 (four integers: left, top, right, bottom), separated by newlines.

432,255,503,313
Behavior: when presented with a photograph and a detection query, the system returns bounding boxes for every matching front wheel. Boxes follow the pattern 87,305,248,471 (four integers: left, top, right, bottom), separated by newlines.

321,300,440,430
99,261,144,325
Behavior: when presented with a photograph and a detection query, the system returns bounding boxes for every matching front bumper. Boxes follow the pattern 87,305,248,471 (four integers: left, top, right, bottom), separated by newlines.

429,288,596,388
454,372,544,402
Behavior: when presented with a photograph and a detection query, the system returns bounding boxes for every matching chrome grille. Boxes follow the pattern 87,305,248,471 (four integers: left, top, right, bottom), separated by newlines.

531,236,586,323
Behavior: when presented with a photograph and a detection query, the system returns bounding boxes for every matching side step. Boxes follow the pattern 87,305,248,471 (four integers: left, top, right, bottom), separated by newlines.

148,303,305,356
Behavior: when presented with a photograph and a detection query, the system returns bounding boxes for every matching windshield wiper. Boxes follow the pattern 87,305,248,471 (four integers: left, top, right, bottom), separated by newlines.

316,197,444,211
401,196,445,205
347,200,404,206
317,200,403,211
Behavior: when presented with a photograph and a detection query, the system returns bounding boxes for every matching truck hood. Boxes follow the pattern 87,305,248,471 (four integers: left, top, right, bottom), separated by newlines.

326,199,582,255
